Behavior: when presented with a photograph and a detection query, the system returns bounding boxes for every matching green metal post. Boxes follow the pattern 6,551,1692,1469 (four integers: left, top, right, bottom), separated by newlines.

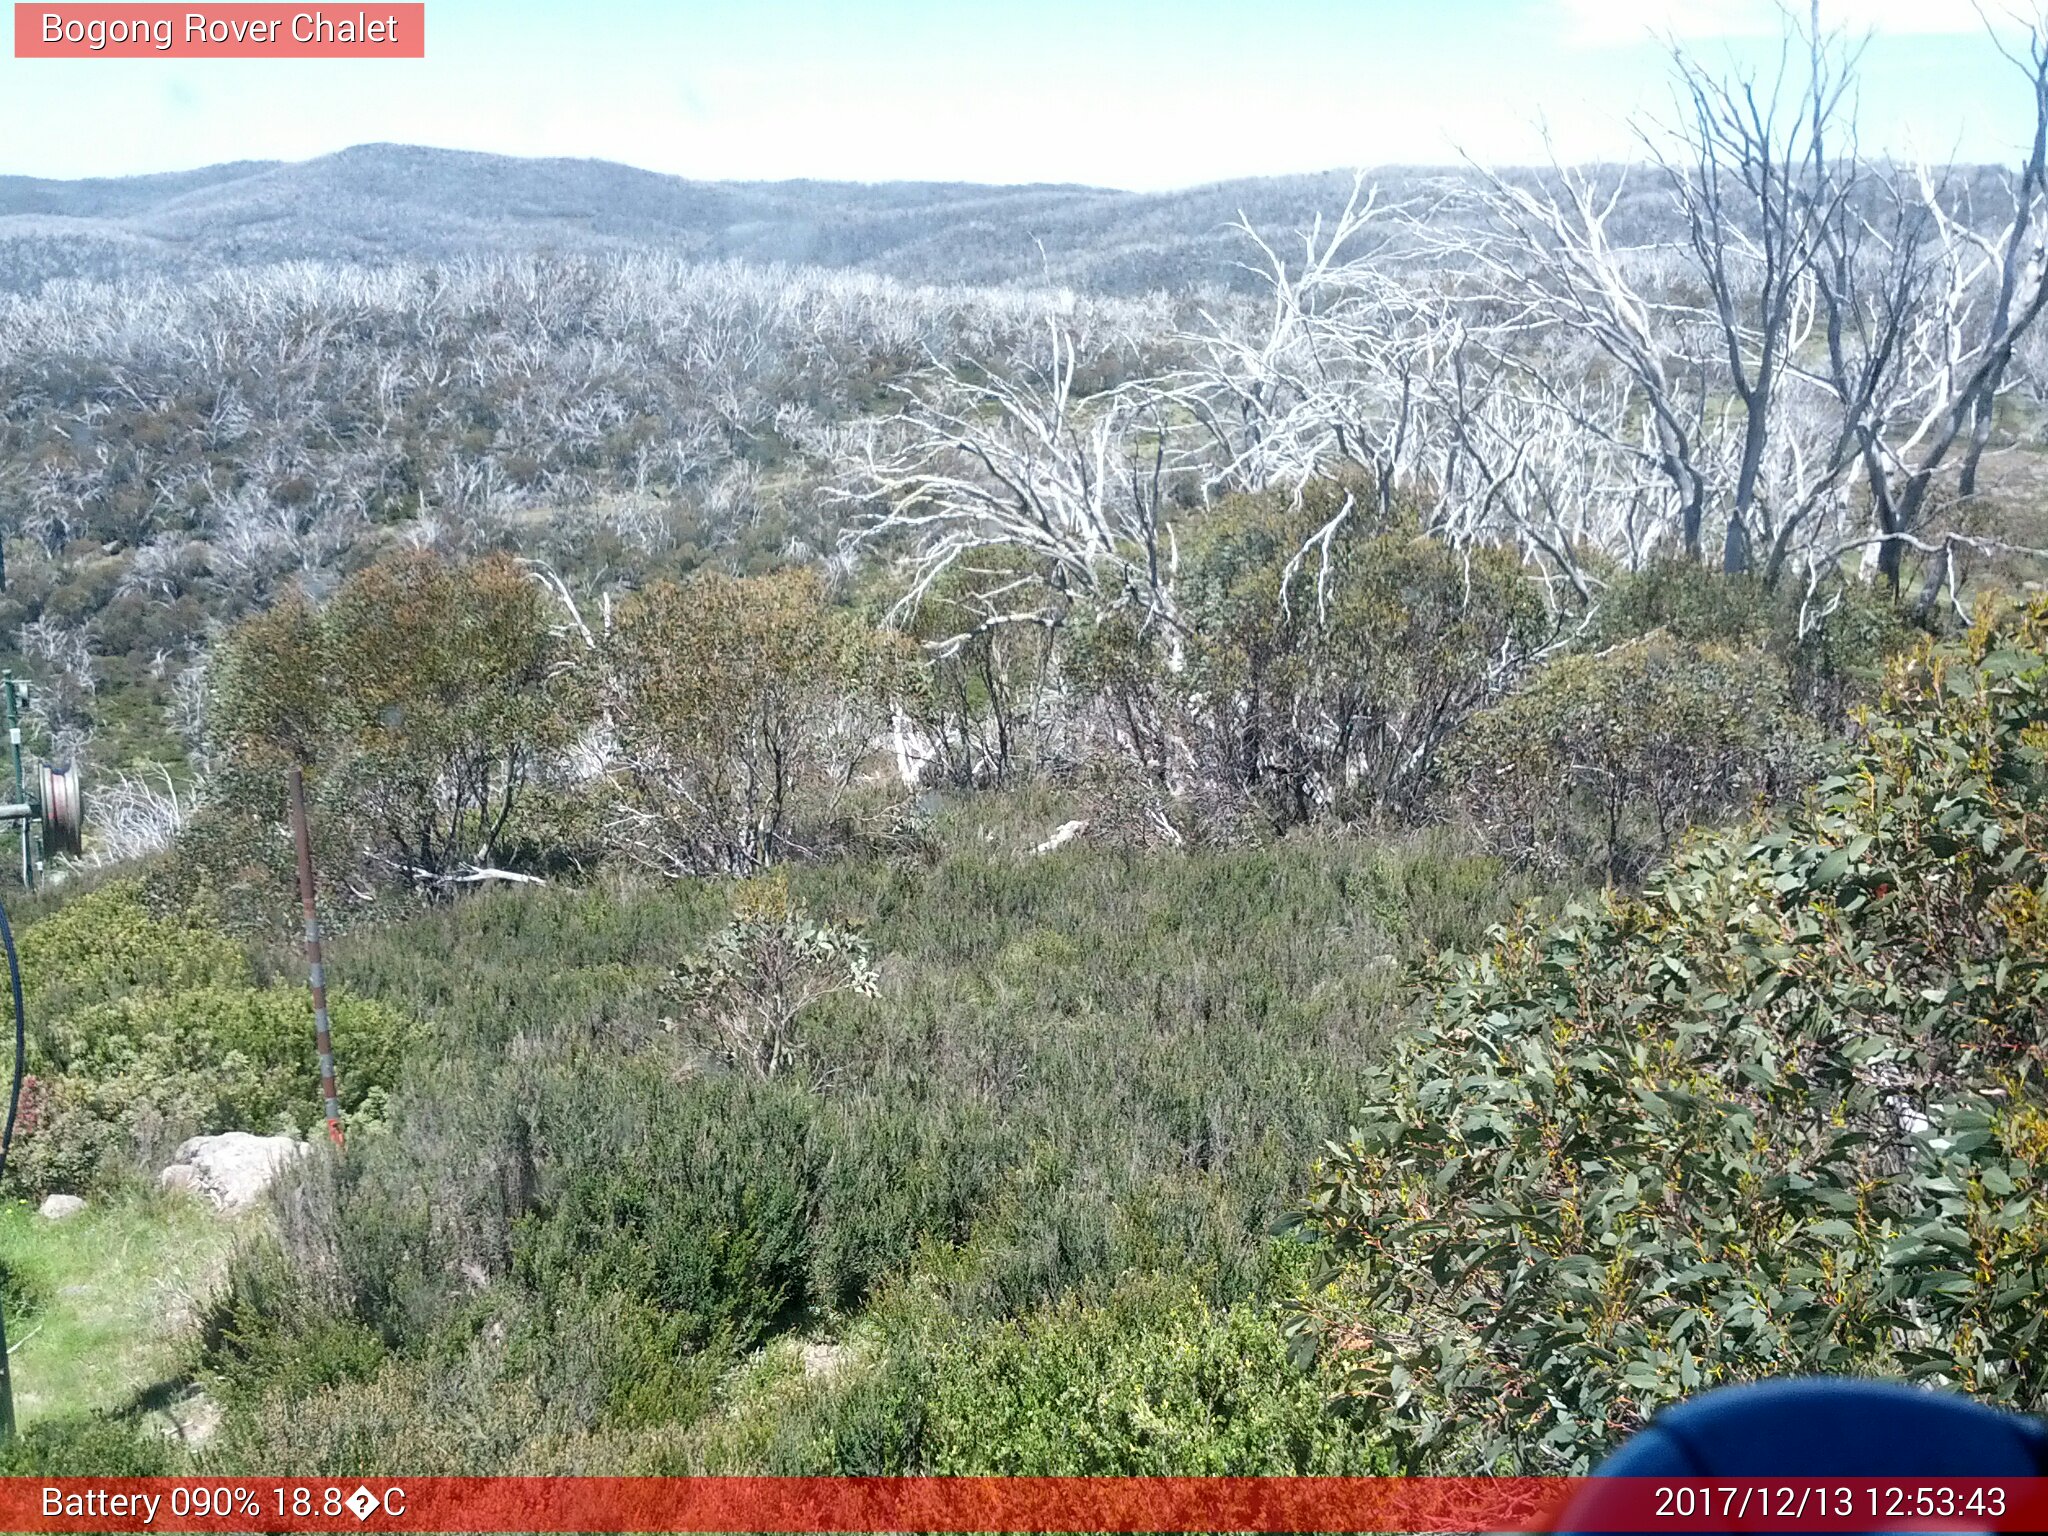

3,676,25,892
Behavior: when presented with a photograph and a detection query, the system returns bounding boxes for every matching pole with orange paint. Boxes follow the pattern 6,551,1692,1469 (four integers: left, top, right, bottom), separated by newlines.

288,765,344,1149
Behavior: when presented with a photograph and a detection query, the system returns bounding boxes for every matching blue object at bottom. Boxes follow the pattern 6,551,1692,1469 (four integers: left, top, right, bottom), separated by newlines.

1551,1378,2048,1534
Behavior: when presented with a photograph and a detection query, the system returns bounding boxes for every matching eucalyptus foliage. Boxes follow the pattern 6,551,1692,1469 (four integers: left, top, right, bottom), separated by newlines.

1298,598,2048,1471
600,569,907,876
668,876,880,1081
210,550,581,892
1449,633,1819,879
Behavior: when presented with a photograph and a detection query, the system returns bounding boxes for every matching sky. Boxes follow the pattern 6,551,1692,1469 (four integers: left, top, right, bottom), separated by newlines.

0,0,2041,189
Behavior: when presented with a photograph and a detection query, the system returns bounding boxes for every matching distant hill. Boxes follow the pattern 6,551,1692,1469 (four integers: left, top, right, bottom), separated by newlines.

4,144,2009,297
0,144,1452,294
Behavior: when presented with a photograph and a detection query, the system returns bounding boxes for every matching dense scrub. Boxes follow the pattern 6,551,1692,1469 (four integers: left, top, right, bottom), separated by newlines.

1299,599,2048,1471
169,481,1908,927
7,881,415,1198
0,472,1932,1477
178,821,1538,1473
0,257,1161,780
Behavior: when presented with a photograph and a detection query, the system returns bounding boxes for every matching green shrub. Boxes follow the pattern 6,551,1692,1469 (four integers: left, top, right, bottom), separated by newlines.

1297,596,2048,1473
895,552,1061,790
599,568,906,875
207,550,585,900
1448,635,1821,880
1069,484,1552,830
790,1273,1387,1474
512,1071,821,1354
504,1283,731,1434
41,985,415,1116
0,1414,178,1475
1590,559,1911,725
4,879,419,1197
0,1250,48,1324
202,1344,552,1477
668,875,879,1080
12,984,418,1198
198,826,1547,1463
17,878,249,1020
199,1245,388,1409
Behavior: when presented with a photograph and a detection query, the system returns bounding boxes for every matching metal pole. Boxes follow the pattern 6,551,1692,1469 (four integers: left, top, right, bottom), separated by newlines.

288,766,344,1149
4,677,25,892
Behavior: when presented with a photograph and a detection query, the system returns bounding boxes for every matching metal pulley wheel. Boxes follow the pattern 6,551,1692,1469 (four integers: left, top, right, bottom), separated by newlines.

37,765,81,859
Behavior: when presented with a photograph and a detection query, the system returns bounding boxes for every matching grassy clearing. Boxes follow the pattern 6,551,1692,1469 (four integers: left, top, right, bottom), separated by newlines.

0,1197,238,1427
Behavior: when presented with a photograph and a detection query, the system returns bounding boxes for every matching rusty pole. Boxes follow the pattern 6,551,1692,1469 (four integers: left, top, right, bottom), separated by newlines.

289,765,344,1149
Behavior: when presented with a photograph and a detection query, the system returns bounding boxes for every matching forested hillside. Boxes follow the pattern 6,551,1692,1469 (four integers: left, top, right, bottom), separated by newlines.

4,6,2048,1480
0,149,1648,295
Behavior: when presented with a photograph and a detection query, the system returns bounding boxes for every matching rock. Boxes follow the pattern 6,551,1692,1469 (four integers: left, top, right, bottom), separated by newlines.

157,1132,308,1211
1033,819,1090,855
36,1194,85,1221
800,1342,850,1380
151,1391,220,1447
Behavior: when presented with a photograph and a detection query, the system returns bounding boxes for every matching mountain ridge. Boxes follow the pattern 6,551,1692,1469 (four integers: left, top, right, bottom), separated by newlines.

11,142,1992,296
0,143,1425,293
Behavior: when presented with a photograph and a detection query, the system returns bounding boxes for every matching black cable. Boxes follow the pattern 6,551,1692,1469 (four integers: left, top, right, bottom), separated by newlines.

0,895,24,1440
0,897,23,1187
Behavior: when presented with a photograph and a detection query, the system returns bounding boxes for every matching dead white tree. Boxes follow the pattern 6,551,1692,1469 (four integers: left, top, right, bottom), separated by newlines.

1426,345,1645,612
1813,61,2048,600
1646,15,1862,575
1167,180,1455,515
840,309,1180,656
1432,3,2048,606
78,767,195,867
1448,155,1724,567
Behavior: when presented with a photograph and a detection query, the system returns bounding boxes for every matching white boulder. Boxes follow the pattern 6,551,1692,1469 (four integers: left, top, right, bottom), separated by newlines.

36,1193,85,1220
158,1132,308,1212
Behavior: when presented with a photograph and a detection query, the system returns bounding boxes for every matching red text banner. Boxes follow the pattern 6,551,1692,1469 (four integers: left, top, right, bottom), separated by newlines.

14,5,424,58
6,1476,2048,1532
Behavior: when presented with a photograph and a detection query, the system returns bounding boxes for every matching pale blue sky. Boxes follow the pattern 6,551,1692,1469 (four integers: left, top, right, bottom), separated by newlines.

1,0,2037,188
